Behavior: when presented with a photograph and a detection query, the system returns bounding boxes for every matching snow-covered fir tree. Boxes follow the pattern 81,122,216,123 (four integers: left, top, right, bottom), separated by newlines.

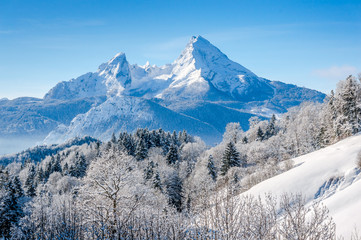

166,171,183,212
166,144,179,165
220,141,241,175
135,138,148,161
207,155,217,181
0,176,24,239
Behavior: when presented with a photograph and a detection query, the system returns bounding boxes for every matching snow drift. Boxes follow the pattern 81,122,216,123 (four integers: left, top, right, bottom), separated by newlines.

241,134,361,238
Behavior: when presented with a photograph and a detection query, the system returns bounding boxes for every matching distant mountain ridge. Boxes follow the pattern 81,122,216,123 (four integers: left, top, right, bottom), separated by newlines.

0,36,325,151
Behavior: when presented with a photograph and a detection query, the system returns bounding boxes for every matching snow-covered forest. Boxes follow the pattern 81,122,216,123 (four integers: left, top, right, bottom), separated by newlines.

1,75,361,239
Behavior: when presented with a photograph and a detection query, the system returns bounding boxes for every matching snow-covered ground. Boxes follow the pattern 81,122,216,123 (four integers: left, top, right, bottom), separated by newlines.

242,134,361,238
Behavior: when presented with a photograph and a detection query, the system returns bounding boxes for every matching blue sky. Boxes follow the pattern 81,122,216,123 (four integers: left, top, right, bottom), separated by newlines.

0,0,360,99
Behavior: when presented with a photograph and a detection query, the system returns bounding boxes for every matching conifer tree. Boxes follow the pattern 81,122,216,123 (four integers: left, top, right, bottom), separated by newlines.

329,75,361,139
256,127,264,141
171,130,178,146
207,155,217,181
44,161,52,181
120,133,135,156
166,144,179,165
35,167,44,184
264,114,276,140
166,172,183,212
51,154,62,173
162,132,172,155
25,165,36,197
320,90,337,145
179,130,191,144
111,132,117,144
221,142,241,175
153,171,162,191
135,138,148,161
0,177,24,238
144,161,155,181
63,162,69,175
339,76,359,135
0,168,8,186
70,154,88,178
145,131,155,149
152,130,161,147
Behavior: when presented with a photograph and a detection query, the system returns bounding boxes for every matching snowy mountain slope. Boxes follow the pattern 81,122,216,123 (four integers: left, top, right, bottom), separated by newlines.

267,80,326,109
127,63,173,99
44,35,325,112
45,53,131,100
172,101,265,132
241,134,361,238
0,96,105,136
44,95,222,145
134,36,325,106
155,36,274,102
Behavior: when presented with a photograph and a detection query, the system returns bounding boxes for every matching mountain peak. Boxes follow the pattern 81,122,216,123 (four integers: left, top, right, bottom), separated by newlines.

169,35,272,101
175,35,226,66
107,52,127,65
45,52,131,101
190,35,208,43
97,52,131,94
97,52,128,73
184,35,220,54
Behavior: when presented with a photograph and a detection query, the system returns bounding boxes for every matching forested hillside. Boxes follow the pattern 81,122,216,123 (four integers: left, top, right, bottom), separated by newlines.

0,75,360,239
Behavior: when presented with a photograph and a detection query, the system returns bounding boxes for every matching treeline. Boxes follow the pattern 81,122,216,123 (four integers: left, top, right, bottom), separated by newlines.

0,136,98,165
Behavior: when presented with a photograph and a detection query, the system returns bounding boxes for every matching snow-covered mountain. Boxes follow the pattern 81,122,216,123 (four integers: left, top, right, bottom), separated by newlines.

241,134,361,238
0,36,326,152
46,36,324,106
44,95,221,144
153,36,274,103
45,53,131,100
0,96,105,136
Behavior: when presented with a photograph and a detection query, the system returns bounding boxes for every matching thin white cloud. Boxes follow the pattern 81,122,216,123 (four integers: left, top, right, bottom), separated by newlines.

312,65,359,80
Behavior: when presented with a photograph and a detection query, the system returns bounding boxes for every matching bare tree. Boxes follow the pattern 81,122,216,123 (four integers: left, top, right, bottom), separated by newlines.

278,194,336,240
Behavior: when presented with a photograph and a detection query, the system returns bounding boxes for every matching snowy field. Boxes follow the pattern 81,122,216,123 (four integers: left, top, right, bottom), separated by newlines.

242,134,361,238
